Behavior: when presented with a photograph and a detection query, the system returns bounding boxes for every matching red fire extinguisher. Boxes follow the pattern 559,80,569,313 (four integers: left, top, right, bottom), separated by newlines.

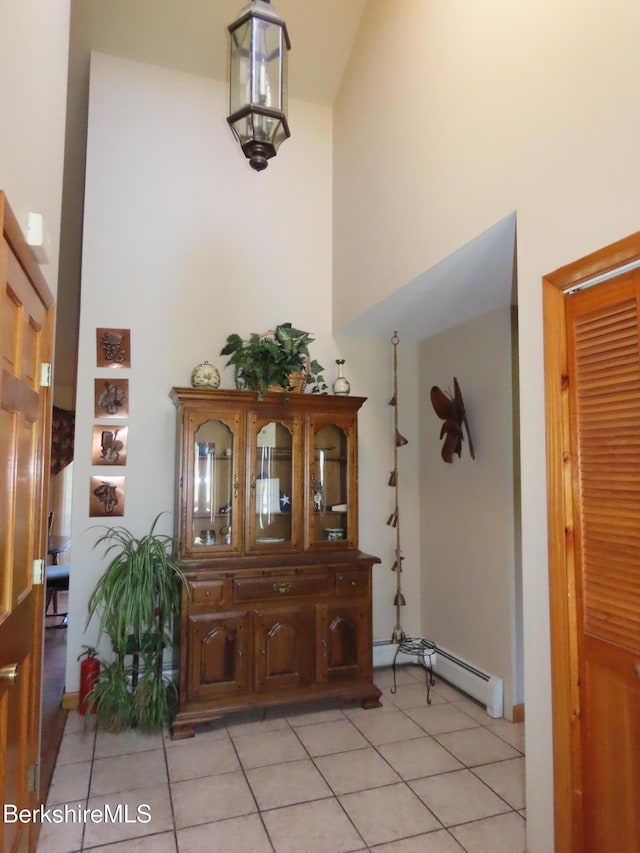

78,646,100,716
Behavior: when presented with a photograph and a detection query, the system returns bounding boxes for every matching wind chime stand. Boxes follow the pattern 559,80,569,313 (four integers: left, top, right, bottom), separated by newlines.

387,331,437,705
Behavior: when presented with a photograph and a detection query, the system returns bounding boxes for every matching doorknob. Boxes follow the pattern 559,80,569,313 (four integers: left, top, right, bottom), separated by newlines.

0,663,18,686
634,663,640,678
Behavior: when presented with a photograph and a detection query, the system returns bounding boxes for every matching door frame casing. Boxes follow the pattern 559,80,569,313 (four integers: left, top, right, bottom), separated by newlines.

542,230,640,853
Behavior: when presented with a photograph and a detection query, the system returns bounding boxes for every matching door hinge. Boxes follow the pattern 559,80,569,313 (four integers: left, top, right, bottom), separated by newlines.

27,762,40,793
33,558,45,585
40,362,52,387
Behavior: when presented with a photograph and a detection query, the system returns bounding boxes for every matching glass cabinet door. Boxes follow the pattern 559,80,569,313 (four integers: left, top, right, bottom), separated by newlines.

189,416,237,552
309,419,354,548
247,415,298,551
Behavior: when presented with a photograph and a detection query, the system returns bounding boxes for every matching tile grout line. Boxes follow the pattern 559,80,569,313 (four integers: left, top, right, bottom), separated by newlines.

83,724,168,852
368,678,526,843
225,715,278,853
81,715,97,852
388,680,527,842
293,700,453,847
47,671,524,852
286,714,372,852
161,725,181,853
397,684,527,824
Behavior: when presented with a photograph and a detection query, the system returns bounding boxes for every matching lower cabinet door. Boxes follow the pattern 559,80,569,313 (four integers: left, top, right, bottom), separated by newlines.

187,611,249,702
254,606,312,691
316,602,370,682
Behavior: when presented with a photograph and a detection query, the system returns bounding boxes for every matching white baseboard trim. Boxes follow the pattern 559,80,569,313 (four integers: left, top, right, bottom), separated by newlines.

372,640,503,718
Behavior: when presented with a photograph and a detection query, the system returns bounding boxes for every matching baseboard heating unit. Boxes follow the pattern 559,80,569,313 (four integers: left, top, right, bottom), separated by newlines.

373,640,504,718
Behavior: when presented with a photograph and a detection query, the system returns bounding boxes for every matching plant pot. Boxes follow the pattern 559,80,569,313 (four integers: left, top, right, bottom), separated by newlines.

269,371,307,394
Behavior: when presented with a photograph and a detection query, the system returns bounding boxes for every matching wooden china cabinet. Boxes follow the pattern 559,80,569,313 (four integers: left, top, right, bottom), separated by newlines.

169,388,381,738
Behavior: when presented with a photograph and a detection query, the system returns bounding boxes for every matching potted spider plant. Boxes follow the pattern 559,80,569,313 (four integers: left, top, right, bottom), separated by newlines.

220,322,327,400
85,514,188,731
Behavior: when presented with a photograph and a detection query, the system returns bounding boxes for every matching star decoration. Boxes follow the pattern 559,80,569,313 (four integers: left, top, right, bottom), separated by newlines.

279,492,291,512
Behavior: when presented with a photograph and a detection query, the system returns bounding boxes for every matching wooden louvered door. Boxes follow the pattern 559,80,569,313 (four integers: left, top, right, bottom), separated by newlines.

565,273,640,852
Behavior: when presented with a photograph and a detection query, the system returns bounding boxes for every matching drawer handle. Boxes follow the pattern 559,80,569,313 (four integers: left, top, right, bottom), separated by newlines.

273,582,293,594
205,591,211,597
351,580,358,587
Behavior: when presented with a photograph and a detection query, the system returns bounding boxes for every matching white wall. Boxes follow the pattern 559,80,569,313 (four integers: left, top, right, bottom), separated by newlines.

0,0,69,295
67,53,403,684
418,308,518,716
333,1,640,849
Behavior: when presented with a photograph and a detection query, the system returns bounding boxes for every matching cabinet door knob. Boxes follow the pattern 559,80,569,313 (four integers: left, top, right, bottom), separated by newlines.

351,580,358,587
0,663,18,686
261,647,266,656
237,648,243,658
273,582,293,594
233,473,239,498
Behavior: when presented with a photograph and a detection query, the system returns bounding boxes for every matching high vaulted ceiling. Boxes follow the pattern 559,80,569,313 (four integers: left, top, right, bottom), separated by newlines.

56,1,367,403
56,1,515,404
70,0,368,106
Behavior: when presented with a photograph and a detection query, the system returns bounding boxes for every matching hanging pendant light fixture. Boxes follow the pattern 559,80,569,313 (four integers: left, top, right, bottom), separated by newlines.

227,0,291,172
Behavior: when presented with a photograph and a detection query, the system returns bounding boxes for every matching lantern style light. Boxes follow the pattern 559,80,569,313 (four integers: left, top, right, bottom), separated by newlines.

227,0,291,172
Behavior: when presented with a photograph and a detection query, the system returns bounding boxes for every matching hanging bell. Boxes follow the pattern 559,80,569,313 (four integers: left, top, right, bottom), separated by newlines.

390,560,403,573
395,430,409,447
388,470,397,487
388,394,397,407
391,626,406,644
386,512,398,528
394,592,407,606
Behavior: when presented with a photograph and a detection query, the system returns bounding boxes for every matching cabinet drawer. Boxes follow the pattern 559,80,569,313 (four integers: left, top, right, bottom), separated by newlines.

335,570,369,596
189,580,226,604
234,572,329,602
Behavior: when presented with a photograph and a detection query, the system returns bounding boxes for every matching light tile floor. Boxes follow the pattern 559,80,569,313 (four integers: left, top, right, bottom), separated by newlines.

37,666,526,852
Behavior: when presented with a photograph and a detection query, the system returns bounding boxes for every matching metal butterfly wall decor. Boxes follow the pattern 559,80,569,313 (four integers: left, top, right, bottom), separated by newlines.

430,377,475,463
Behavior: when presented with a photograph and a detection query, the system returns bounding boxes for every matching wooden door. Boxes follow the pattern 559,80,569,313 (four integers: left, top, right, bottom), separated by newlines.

316,602,369,682
246,410,301,555
254,606,312,690
186,611,249,702
305,412,358,550
182,410,242,558
0,193,53,853
565,274,640,851
544,233,640,853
